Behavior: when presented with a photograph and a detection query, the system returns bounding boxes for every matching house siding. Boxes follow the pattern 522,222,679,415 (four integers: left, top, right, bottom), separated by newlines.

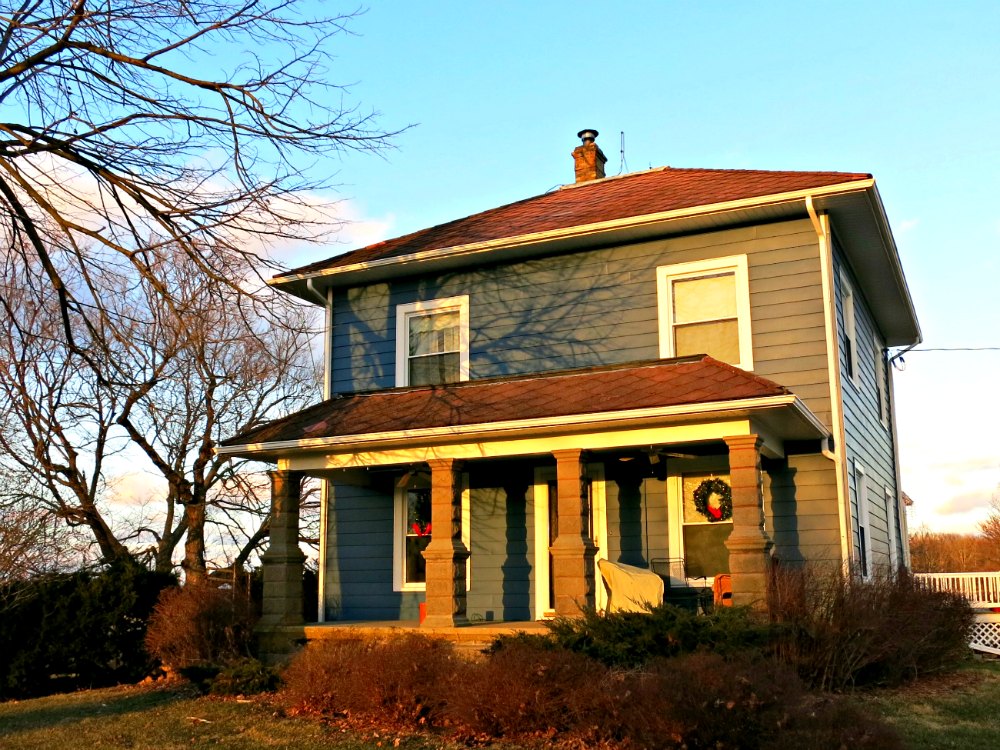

764,454,843,565
833,240,902,571
465,465,536,622
324,479,421,621
603,469,670,568
330,219,833,430
323,467,537,622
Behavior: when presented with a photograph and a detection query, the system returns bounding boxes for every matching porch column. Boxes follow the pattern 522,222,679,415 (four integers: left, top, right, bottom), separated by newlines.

550,449,598,616
422,458,470,627
259,469,306,627
723,435,774,608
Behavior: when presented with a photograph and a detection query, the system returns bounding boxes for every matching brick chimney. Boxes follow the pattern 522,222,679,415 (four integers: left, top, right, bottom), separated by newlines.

572,129,607,183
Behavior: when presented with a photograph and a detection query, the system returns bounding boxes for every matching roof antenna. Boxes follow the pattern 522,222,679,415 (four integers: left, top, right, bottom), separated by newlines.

618,131,628,175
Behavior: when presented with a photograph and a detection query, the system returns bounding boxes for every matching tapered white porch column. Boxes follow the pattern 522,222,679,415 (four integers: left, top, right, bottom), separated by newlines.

550,449,598,616
723,435,774,608
259,469,306,627
422,458,470,627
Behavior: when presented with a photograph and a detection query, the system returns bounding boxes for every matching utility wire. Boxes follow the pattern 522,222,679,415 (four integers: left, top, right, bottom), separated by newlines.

902,347,1000,352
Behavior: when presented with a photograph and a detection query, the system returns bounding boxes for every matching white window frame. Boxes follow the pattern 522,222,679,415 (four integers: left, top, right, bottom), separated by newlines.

656,255,753,371
395,295,470,387
885,485,899,571
841,270,860,388
854,462,872,580
392,476,471,592
875,335,889,427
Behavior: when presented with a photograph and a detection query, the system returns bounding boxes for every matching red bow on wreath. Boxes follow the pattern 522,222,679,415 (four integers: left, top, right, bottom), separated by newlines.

411,522,432,537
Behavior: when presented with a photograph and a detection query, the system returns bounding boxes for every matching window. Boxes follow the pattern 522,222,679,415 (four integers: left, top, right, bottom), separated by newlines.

875,336,889,426
392,472,471,592
395,485,432,591
395,296,469,387
855,462,872,579
841,271,859,386
885,485,900,571
657,255,753,370
681,472,733,579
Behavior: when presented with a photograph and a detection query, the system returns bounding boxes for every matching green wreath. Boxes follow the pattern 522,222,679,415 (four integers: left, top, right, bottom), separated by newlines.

693,478,733,523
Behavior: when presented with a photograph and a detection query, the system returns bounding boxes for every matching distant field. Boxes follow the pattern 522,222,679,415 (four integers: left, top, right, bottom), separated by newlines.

2,661,999,749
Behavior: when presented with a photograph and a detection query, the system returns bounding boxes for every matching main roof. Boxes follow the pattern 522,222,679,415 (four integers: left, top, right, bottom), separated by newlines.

278,167,871,278
219,355,813,455
271,162,919,347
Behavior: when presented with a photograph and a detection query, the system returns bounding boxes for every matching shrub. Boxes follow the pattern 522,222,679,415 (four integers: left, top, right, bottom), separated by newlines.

448,637,612,740
144,581,255,670
281,634,458,727
279,632,901,749
768,565,973,691
528,602,778,668
0,561,175,699
209,658,280,696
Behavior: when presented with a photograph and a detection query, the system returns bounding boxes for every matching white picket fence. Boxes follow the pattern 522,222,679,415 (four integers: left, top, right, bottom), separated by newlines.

913,572,1000,655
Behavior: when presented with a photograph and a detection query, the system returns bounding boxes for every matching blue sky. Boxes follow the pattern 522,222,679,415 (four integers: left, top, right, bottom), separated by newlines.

289,1,1000,534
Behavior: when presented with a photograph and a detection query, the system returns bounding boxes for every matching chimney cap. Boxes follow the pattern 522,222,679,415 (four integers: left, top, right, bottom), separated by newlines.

577,129,599,143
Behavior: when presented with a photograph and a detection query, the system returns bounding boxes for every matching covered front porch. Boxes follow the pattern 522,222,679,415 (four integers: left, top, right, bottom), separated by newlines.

218,356,833,651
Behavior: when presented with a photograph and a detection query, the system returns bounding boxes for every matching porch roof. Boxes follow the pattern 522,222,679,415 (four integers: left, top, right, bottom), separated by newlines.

219,356,825,459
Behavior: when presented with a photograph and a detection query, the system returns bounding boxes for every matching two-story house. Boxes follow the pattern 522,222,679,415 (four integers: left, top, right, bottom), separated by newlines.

220,130,919,643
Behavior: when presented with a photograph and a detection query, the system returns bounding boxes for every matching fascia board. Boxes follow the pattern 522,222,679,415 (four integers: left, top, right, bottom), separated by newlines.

271,180,875,293
217,394,828,458
864,185,923,345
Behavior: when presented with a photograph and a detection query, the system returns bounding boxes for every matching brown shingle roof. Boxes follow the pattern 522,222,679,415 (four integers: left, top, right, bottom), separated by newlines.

279,167,871,278
221,356,790,448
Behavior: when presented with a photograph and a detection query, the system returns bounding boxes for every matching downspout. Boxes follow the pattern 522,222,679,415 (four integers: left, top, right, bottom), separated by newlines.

305,278,334,622
806,196,852,568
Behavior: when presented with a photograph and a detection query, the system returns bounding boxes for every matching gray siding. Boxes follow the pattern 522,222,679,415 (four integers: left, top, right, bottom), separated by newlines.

603,468,670,567
833,241,902,570
764,454,843,565
466,465,535,622
331,219,832,429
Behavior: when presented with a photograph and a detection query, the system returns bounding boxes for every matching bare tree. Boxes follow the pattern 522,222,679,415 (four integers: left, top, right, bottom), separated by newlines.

107,247,319,580
0,1,395,366
0,243,319,580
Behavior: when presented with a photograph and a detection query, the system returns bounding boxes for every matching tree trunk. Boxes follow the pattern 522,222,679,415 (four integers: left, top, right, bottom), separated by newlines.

181,502,206,583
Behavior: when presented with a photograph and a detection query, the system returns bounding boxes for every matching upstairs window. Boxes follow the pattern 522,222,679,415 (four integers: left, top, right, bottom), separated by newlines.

395,296,469,386
841,271,859,387
875,336,889,426
657,255,753,370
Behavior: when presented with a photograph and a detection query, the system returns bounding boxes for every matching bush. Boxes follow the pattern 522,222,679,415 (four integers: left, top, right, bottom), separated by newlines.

280,633,900,749
144,581,255,671
209,657,280,696
281,634,458,727
768,565,973,690
0,561,175,699
499,602,778,668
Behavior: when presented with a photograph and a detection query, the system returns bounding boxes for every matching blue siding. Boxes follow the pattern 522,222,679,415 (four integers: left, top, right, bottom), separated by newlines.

833,242,902,569
324,480,421,621
330,219,833,428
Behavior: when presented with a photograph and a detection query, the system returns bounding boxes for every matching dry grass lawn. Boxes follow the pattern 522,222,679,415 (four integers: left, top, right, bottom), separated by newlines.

3,661,1000,749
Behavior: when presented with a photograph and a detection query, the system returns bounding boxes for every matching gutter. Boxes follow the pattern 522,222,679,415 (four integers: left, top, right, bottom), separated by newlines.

806,195,852,566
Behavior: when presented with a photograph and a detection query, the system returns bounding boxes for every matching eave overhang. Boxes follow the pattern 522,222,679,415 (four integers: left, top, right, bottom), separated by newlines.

216,393,829,466
273,178,920,347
